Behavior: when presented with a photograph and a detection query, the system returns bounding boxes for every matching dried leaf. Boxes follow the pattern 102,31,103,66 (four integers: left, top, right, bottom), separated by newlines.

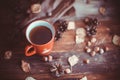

21,60,31,73
68,55,79,67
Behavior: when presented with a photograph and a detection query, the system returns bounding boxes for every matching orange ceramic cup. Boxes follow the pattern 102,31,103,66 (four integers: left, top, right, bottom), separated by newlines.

25,20,55,56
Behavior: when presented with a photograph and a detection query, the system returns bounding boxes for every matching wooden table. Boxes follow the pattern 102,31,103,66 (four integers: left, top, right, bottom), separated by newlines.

0,0,120,80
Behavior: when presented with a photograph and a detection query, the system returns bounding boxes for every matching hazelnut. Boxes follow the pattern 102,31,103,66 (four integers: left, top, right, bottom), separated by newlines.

90,51,96,57
105,46,109,51
94,47,100,52
48,55,53,62
83,59,90,64
91,37,96,43
43,56,48,62
65,68,71,74
87,41,92,46
99,48,104,54
99,6,106,15
86,48,92,53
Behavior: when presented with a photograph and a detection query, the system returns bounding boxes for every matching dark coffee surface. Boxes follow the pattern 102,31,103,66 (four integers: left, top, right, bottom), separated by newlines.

30,26,52,45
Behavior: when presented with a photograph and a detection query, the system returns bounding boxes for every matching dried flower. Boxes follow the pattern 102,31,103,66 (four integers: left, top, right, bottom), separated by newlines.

50,62,64,77
4,50,12,60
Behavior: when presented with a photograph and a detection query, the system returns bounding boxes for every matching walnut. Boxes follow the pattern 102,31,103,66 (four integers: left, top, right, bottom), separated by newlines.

4,50,12,60
21,60,31,73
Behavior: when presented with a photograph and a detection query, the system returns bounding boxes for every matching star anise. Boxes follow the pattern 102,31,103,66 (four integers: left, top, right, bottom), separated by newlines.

50,62,64,77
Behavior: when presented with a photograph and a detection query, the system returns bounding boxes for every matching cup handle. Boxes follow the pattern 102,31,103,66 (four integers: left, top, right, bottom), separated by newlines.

25,45,36,56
